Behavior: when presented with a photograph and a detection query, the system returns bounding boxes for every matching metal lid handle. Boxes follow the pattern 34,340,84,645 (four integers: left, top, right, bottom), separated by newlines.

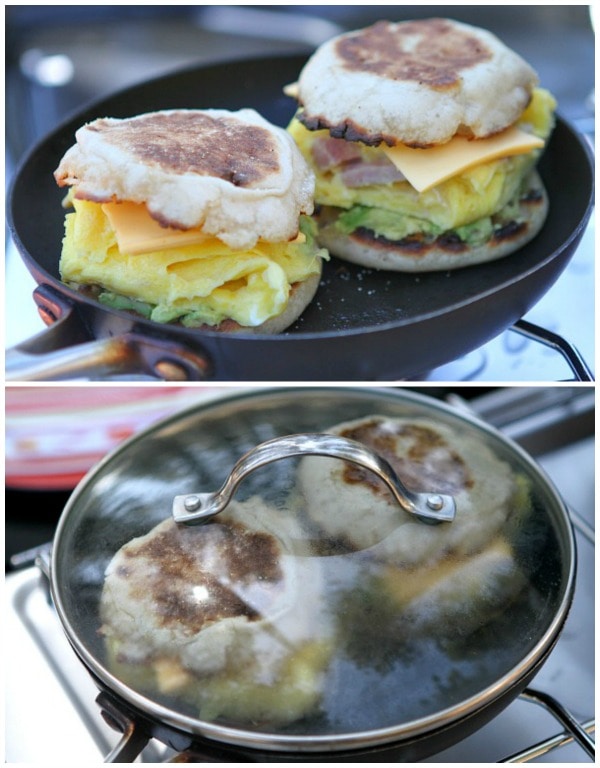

172,433,456,526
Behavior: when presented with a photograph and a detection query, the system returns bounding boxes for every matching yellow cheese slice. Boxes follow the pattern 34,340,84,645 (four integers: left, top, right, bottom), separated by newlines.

382,536,513,605
101,200,306,255
101,201,211,255
382,127,544,193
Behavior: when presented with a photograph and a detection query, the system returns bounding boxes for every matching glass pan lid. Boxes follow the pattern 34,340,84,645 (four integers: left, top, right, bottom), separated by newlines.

50,387,574,751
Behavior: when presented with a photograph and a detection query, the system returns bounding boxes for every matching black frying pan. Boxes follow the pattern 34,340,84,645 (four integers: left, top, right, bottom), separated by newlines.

6,55,595,381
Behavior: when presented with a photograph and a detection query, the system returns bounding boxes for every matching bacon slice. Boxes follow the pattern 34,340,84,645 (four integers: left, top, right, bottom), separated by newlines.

311,135,405,187
341,157,405,187
311,136,363,169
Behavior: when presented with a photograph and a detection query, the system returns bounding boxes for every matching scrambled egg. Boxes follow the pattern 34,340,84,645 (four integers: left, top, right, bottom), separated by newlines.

288,88,556,239
193,638,333,723
105,635,333,725
59,198,325,328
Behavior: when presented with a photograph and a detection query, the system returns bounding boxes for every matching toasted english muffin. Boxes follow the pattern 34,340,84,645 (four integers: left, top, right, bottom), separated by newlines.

299,415,532,649
291,18,538,148
100,497,332,724
54,109,327,332
55,108,315,248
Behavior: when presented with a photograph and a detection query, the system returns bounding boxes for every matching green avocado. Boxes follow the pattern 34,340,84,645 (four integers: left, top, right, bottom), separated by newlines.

332,179,531,247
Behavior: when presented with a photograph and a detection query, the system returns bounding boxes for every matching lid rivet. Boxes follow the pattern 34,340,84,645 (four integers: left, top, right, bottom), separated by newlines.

184,495,201,512
426,494,444,510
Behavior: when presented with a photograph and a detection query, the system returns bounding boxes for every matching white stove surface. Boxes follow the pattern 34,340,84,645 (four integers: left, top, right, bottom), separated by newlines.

4,434,594,764
427,217,595,382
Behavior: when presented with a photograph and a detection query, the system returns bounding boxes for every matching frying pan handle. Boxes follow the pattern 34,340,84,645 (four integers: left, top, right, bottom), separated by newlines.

95,691,153,763
5,284,212,381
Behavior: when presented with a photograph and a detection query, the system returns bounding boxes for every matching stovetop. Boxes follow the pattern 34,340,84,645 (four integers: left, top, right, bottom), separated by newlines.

4,386,595,763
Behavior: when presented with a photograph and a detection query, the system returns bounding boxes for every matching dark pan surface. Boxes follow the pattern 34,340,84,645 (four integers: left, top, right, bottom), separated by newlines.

7,56,594,380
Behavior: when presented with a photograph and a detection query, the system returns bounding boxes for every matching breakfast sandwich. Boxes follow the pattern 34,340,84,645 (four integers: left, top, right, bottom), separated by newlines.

285,18,556,272
297,415,523,567
100,496,332,725
54,108,328,332
298,415,531,638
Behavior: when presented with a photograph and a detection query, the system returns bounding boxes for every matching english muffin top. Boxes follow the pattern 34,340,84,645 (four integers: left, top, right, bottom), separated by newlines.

298,415,520,567
292,19,539,147
55,109,315,249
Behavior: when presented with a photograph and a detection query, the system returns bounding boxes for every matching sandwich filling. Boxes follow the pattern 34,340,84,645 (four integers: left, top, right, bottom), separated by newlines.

287,87,555,250
60,195,325,328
